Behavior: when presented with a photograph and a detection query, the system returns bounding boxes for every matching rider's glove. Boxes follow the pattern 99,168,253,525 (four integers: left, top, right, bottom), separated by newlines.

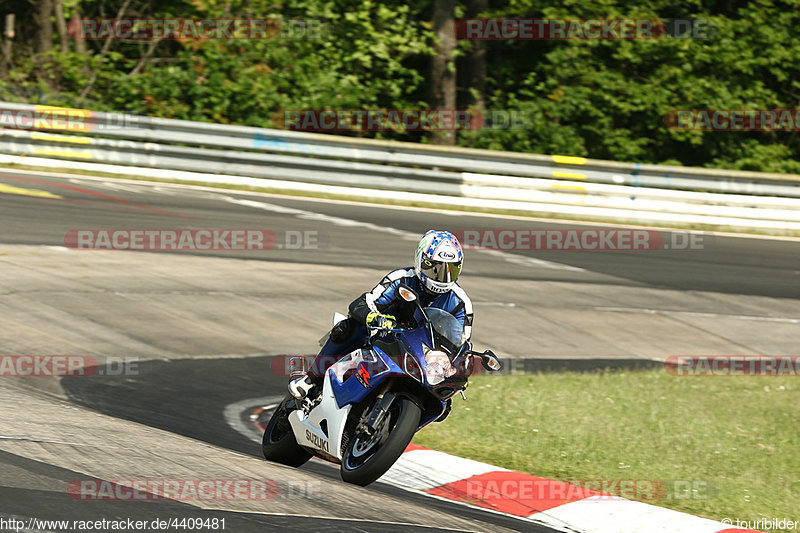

366,311,396,331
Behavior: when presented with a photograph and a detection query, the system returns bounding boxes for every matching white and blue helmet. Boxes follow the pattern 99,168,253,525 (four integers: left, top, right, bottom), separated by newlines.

414,230,464,294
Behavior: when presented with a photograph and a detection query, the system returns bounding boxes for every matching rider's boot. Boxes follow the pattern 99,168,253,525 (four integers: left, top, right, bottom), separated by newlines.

288,374,321,399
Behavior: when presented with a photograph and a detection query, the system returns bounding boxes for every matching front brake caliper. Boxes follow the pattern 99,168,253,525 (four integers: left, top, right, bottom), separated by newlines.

359,392,396,438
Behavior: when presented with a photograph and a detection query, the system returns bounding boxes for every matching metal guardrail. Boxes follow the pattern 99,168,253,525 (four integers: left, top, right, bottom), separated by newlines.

0,102,799,231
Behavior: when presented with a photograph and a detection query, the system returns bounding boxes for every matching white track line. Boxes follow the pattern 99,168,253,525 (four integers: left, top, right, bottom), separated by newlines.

594,306,800,324
531,496,730,533
3,167,800,241
224,196,585,272
222,395,284,444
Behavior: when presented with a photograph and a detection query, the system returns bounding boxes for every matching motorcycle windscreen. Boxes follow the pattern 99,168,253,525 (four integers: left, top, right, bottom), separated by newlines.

424,307,465,355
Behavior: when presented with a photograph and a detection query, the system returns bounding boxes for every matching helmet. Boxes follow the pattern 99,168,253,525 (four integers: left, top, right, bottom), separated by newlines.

414,230,463,294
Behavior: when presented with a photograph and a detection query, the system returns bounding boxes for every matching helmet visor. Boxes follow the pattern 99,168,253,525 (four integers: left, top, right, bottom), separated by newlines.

421,258,461,284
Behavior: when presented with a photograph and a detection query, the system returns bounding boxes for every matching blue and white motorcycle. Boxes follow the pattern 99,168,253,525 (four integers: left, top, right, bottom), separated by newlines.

261,283,502,486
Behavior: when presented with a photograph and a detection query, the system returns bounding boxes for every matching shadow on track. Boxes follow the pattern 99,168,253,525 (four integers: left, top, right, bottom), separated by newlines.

61,356,553,533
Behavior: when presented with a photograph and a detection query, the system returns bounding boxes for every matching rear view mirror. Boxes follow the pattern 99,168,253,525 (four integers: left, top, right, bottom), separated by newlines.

397,284,418,302
479,350,503,372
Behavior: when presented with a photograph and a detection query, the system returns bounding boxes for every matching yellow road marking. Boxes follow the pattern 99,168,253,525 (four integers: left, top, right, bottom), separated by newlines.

31,132,91,144
34,105,93,132
552,171,586,180
32,148,92,159
551,184,586,191
0,183,63,199
553,155,587,165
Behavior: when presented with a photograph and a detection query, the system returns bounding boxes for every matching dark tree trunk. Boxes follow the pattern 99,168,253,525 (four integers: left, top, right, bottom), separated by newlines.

54,0,69,53
465,0,487,110
33,0,54,55
69,9,89,56
430,0,456,145
0,14,14,76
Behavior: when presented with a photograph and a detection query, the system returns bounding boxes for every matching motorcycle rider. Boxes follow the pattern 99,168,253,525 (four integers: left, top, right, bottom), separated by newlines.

289,229,473,399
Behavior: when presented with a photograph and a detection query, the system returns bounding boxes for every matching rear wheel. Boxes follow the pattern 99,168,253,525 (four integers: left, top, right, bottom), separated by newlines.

340,396,421,486
261,395,312,468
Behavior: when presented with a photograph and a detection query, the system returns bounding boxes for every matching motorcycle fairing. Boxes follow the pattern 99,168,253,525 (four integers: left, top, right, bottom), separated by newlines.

329,346,399,408
327,342,449,428
288,372,351,461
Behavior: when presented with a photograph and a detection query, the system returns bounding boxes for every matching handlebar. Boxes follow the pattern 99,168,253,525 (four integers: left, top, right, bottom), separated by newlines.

368,326,406,333
369,327,503,372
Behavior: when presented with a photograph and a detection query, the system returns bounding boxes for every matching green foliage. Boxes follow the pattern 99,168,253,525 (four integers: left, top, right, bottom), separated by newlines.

2,0,800,171
460,1,800,171
1,0,434,132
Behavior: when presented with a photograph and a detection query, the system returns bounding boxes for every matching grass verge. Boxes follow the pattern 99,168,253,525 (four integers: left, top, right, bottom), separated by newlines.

412,370,799,530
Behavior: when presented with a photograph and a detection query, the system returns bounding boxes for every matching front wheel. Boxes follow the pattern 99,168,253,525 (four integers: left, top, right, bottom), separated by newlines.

340,396,421,486
261,395,312,468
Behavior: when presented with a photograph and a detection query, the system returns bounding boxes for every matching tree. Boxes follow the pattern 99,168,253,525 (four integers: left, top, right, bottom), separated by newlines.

430,0,456,145
53,0,69,53
32,0,53,55
463,0,486,110
2,0,799,172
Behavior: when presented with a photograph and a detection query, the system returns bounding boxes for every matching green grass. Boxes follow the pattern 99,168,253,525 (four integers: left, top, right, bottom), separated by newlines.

412,370,800,530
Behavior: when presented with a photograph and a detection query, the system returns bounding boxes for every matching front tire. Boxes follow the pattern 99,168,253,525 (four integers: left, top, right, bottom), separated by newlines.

261,395,312,468
340,396,421,486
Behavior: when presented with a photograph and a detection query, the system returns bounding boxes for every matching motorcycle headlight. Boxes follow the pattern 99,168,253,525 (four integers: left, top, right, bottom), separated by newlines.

424,349,457,385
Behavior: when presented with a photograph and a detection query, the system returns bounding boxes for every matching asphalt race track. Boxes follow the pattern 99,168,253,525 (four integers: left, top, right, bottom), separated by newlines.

1,170,798,299
1,169,798,532
58,356,546,532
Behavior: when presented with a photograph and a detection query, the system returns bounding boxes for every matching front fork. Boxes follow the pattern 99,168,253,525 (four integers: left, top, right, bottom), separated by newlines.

357,383,396,438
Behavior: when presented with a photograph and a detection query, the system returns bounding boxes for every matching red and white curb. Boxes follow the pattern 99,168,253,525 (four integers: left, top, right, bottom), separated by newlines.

382,444,763,533
228,397,762,533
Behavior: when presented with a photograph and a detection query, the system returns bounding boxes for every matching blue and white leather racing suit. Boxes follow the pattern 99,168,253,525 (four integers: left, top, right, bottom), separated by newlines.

307,267,473,378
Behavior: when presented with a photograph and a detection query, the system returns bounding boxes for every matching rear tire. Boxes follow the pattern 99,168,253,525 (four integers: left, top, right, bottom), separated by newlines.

261,395,312,468
340,396,421,486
